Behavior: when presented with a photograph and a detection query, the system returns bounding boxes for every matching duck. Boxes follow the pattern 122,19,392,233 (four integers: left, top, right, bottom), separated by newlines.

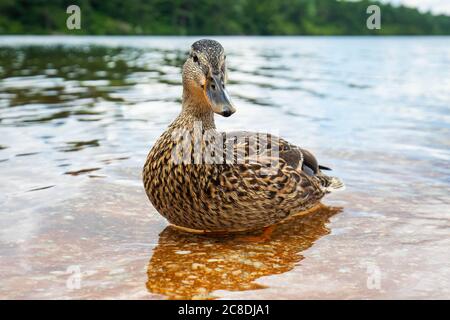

143,39,344,233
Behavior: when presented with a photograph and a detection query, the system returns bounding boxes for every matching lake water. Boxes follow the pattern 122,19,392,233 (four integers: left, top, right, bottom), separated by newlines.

0,36,449,299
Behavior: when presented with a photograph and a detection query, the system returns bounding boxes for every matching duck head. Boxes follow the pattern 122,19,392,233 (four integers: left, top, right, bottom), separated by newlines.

182,39,236,117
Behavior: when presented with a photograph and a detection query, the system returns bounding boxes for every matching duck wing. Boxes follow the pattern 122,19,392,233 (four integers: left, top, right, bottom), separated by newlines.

222,131,343,192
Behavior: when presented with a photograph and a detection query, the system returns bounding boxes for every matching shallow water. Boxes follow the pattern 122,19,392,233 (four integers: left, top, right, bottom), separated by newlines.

0,36,449,299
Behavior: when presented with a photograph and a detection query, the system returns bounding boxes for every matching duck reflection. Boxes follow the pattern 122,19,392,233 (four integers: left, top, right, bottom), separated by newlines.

146,205,342,299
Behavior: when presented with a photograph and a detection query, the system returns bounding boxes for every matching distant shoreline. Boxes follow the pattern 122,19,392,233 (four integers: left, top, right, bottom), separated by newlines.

1,0,449,36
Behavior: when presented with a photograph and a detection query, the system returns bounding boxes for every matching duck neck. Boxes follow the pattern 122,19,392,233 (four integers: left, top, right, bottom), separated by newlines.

176,89,216,131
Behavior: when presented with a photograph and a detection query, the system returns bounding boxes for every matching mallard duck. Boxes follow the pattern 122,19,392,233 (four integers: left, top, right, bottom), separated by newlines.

143,39,344,232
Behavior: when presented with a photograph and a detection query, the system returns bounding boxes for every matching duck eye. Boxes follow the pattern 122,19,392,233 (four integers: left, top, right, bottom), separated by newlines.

193,55,199,63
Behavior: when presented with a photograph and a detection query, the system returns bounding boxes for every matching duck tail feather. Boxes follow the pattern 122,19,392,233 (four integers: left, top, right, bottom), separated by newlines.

317,175,345,192
327,176,345,192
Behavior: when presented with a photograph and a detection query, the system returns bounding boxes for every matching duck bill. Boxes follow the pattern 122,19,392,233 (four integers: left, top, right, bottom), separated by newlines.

205,74,236,117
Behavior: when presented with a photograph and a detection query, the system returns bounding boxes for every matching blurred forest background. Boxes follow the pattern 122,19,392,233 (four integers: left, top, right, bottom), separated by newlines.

1,0,449,35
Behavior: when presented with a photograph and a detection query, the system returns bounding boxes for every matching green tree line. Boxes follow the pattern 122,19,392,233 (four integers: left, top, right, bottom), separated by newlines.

1,0,449,35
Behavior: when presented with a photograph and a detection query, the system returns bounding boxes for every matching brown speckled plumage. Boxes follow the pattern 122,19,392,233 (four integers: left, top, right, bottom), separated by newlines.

143,39,344,231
